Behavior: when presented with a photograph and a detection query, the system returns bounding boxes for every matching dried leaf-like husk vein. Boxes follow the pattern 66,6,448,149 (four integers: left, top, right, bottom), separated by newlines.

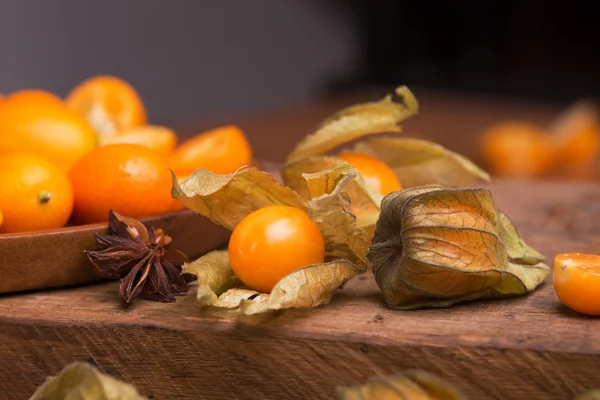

286,86,418,164
369,185,549,310
172,166,306,231
185,250,362,315
351,137,490,188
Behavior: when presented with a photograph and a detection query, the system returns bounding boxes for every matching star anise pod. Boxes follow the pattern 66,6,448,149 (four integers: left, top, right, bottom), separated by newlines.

85,210,190,304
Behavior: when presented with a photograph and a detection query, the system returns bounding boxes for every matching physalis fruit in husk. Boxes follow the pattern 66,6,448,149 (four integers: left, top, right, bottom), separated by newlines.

172,164,369,315
282,86,489,234
336,370,465,400
29,362,146,400
368,186,550,310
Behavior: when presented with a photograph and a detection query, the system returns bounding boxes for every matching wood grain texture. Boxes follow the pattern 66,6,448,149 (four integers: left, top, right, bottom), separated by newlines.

1,180,600,400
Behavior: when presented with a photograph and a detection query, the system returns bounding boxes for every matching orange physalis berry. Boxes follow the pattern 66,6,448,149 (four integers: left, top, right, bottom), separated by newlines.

228,206,325,293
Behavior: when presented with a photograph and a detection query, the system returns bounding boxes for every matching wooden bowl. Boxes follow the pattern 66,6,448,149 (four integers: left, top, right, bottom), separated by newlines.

0,210,230,295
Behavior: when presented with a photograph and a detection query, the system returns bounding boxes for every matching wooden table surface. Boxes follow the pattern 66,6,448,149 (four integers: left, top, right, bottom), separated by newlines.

1,89,599,400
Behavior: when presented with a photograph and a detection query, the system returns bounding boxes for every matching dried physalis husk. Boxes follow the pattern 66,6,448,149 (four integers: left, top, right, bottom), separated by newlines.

368,186,550,310
183,251,360,315
29,362,146,400
173,165,368,315
576,391,600,400
282,86,488,233
336,370,465,400
283,156,383,234
285,86,419,164
351,137,490,188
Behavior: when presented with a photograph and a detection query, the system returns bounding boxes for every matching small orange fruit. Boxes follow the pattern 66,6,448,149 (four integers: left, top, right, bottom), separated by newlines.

169,125,252,176
481,121,555,178
99,125,177,159
228,205,325,293
554,253,600,316
0,153,73,234
66,75,147,135
337,152,402,196
3,89,65,108
0,102,97,172
69,144,174,224
549,102,600,169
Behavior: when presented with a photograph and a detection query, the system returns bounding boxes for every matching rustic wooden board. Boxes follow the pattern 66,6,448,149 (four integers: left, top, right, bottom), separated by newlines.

0,210,230,295
1,180,600,400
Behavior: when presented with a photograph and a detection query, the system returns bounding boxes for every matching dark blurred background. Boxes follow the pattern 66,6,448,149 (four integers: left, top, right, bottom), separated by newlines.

2,0,599,126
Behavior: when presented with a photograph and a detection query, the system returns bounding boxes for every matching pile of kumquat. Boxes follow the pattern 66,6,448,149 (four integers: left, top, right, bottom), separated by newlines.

0,76,253,233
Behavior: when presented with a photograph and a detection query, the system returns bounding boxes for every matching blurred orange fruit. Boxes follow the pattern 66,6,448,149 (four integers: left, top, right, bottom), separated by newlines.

99,125,177,159
337,152,402,196
0,209,3,227
549,101,600,169
0,93,4,106
3,89,64,108
481,121,555,178
66,75,147,135
0,153,74,234
169,125,252,176
0,102,97,172
69,144,174,224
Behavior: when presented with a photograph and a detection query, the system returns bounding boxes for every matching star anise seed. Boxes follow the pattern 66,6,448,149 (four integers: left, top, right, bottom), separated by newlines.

85,210,190,304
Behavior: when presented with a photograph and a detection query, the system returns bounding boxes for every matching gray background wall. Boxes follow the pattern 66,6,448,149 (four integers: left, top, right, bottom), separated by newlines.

0,0,357,125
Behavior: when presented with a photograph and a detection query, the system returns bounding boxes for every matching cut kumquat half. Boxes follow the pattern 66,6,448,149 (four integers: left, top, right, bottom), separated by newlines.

169,125,252,176
66,75,147,135
554,253,600,316
99,125,177,159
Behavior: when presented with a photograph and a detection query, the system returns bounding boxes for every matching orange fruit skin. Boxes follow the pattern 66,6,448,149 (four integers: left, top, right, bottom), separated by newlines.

337,152,402,196
228,205,325,293
481,122,555,178
3,89,65,108
66,75,147,134
100,125,177,159
169,125,252,176
69,144,174,224
0,102,97,172
0,153,73,234
554,253,600,316
550,104,600,169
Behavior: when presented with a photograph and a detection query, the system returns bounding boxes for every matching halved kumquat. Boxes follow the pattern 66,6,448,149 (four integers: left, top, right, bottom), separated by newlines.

554,253,600,316
169,125,252,176
66,75,147,135
99,125,177,159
